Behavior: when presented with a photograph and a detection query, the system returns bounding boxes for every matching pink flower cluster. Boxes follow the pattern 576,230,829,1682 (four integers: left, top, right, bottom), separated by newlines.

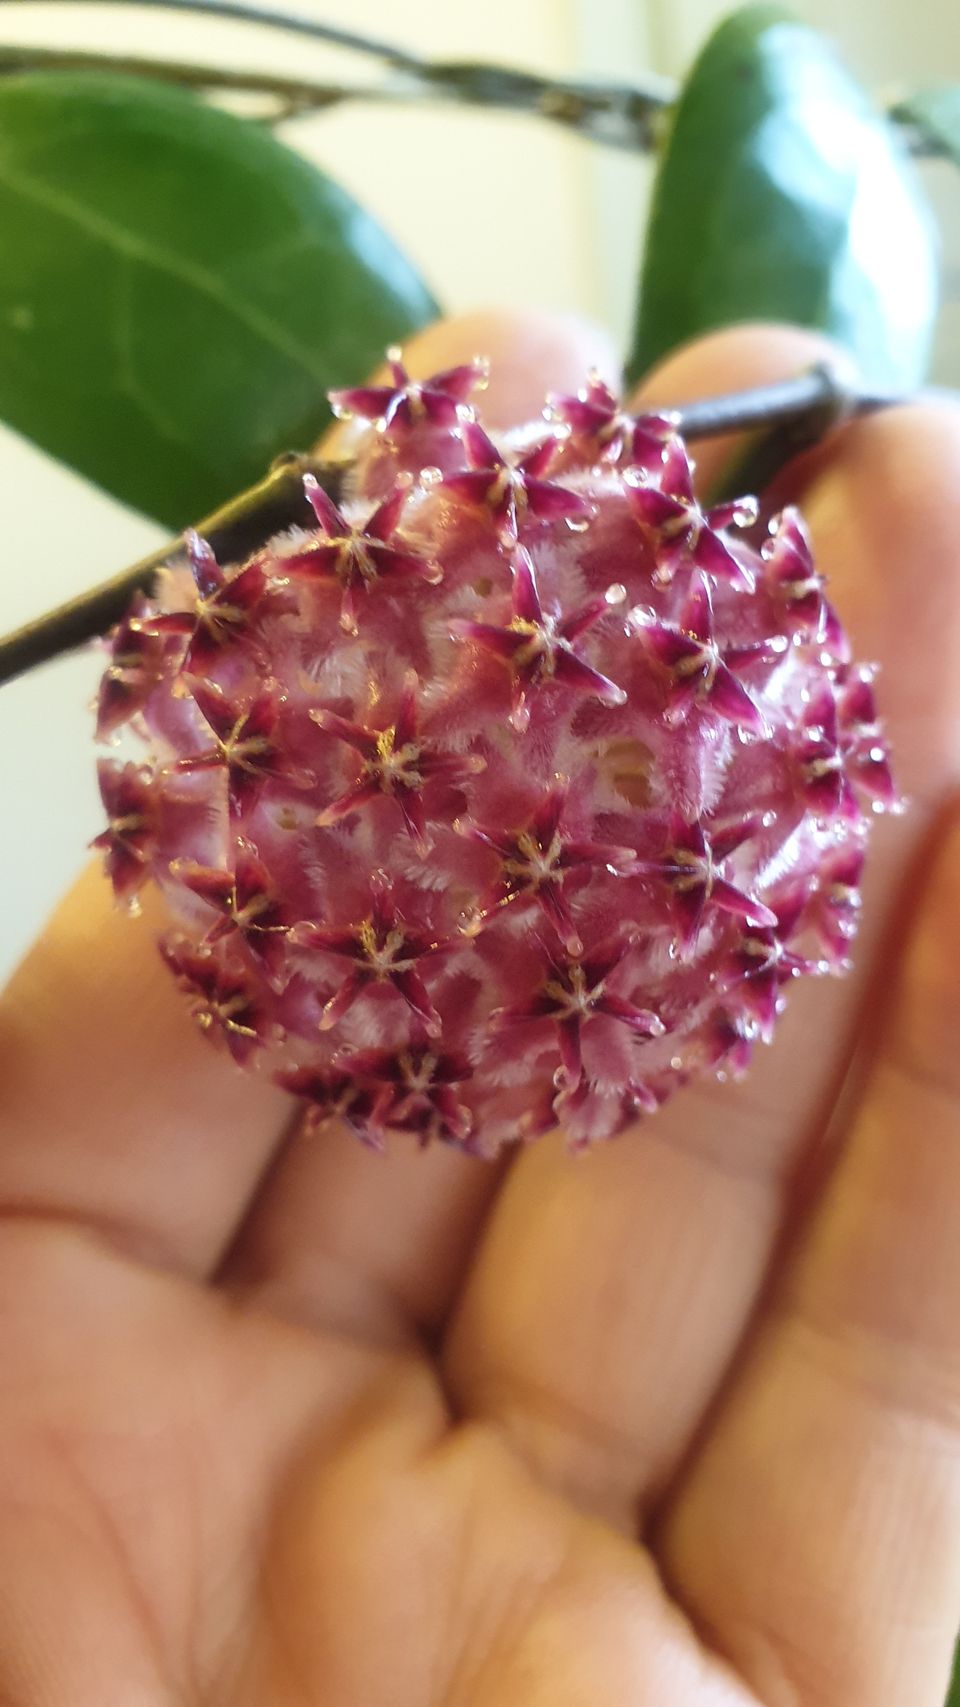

93,356,895,1153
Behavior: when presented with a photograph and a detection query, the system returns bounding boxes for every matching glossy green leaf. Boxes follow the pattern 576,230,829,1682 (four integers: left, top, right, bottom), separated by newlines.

629,6,937,391
0,74,438,527
894,86,960,169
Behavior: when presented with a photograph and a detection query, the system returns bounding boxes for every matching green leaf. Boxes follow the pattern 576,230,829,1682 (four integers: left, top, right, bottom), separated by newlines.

628,5,938,392
0,73,438,528
894,86,960,169
947,1637,960,1707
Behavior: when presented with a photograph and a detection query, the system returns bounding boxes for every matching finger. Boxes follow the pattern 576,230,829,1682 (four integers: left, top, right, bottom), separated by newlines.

659,803,960,1707
0,868,292,1276
443,349,960,1529
222,309,620,1344
628,321,858,498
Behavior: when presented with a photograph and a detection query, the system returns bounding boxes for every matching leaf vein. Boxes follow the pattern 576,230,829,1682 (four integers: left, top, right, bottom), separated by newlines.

0,155,330,383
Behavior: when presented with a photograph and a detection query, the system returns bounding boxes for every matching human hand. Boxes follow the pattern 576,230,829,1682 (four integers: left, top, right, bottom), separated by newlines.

1,313,959,1707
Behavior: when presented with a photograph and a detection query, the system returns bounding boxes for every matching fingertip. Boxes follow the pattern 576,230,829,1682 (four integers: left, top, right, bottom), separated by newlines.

622,324,859,501
630,322,859,411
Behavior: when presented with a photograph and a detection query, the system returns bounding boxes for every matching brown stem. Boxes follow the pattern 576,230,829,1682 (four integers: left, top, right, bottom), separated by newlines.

3,1,945,152
1,3,673,149
0,454,344,686
0,368,899,689
0,44,384,116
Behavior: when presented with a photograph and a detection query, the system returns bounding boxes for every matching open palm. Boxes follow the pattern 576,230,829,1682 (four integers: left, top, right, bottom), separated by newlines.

2,315,959,1707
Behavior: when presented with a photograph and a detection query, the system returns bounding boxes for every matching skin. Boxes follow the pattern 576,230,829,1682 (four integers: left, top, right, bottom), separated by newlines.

1,312,959,1706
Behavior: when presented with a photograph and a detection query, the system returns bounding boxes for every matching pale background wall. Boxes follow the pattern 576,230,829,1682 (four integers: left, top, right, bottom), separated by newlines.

1,0,957,976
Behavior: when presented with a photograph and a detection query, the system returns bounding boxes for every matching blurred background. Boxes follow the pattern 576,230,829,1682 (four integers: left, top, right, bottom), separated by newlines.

1,0,958,975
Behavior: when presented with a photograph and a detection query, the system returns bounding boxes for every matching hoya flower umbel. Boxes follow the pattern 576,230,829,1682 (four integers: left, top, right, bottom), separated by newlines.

93,356,895,1153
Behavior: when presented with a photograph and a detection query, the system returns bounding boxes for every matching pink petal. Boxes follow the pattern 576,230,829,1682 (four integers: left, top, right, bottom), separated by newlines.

310,708,381,759
290,921,359,957
430,359,487,403
441,469,501,508
560,592,616,644
190,682,234,740
393,670,420,749
174,861,233,911
557,1014,583,1083
692,527,755,589
709,812,764,863
711,878,778,928
139,611,194,639
642,624,705,673
531,784,565,847
511,549,544,625
678,576,713,645
518,437,561,479
624,479,688,533
672,882,708,953
450,619,522,663
320,970,366,1030
462,420,502,472
393,969,442,1035
328,383,397,421
523,479,591,522
303,471,346,537
596,993,664,1038
707,664,765,733
365,482,410,543
535,881,582,954
185,530,223,600
315,782,382,827
707,495,759,532
659,438,696,501
553,650,627,705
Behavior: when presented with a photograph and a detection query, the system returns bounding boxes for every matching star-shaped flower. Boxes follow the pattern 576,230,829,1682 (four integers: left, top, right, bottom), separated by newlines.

495,933,664,1086
282,474,441,635
717,917,825,1041
632,812,777,954
808,841,866,967
290,874,457,1036
139,532,271,676
451,547,627,732
794,687,861,825
836,665,898,813
761,507,850,659
274,1066,392,1149
91,760,158,901
329,350,487,439
95,597,172,737
699,1009,757,1080
456,779,635,952
175,682,292,818
311,670,485,850
624,444,758,588
442,421,591,538
171,843,292,985
159,941,270,1064
631,575,784,732
336,1045,475,1149
548,374,679,473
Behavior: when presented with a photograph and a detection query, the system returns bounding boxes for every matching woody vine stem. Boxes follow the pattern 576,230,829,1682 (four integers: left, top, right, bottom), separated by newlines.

0,0,948,152
0,365,896,688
